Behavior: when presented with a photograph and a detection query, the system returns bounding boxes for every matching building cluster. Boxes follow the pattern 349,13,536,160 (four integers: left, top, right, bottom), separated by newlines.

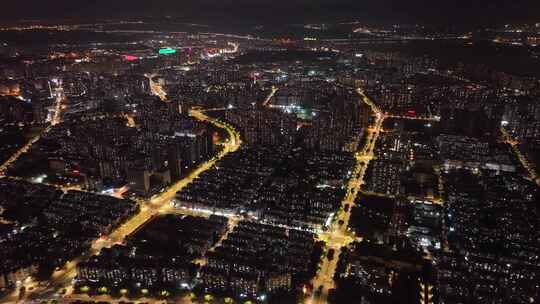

0,178,137,291
0,78,56,164
434,169,539,304
163,65,270,110
0,21,539,304
365,119,440,198
349,195,398,242
176,147,281,214
353,49,537,121
225,108,297,148
179,63,373,152
177,146,353,230
257,150,354,229
502,94,540,165
405,202,443,250
201,221,322,299
76,214,228,291
331,240,426,304
438,135,516,172
0,94,48,124
364,159,403,197
353,46,540,171
338,115,537,303
303,84,370,152
9,98,214,196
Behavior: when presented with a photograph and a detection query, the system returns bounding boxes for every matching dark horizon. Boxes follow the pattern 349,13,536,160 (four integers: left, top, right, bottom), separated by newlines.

2,0,539,28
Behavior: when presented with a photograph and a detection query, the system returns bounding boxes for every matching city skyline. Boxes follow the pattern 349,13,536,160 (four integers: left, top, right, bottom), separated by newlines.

1,3,539,304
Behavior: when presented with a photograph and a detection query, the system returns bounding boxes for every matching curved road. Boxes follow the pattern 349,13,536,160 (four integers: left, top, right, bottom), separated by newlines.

1,109,241,304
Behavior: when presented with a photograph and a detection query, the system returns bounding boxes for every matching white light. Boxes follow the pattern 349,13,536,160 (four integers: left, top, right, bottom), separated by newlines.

325,213,335,227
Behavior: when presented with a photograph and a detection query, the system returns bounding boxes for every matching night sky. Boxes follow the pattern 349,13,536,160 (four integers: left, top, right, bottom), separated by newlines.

2,0,539,27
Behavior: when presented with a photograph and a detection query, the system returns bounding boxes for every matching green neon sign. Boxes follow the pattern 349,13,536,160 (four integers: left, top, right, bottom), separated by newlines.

159,48,177,55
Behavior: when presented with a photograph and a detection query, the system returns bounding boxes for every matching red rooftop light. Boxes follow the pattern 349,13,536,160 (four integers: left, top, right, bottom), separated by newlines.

123,55,138,61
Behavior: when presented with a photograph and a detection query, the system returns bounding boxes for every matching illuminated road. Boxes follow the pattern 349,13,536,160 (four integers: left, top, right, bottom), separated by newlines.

1,82,386,304
0,130,47,177
307,88,385,304
145,73,168,101
194,216,240,267
50,87,65,126
0,87,67,303
501,127,540,186
0,85,65,177
205,42,240,59
385,114,439,122
50,294,199,304
262,86,278,107
3,109,241,304
181,86,276,114
124,114,136,128
225,41,240,54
